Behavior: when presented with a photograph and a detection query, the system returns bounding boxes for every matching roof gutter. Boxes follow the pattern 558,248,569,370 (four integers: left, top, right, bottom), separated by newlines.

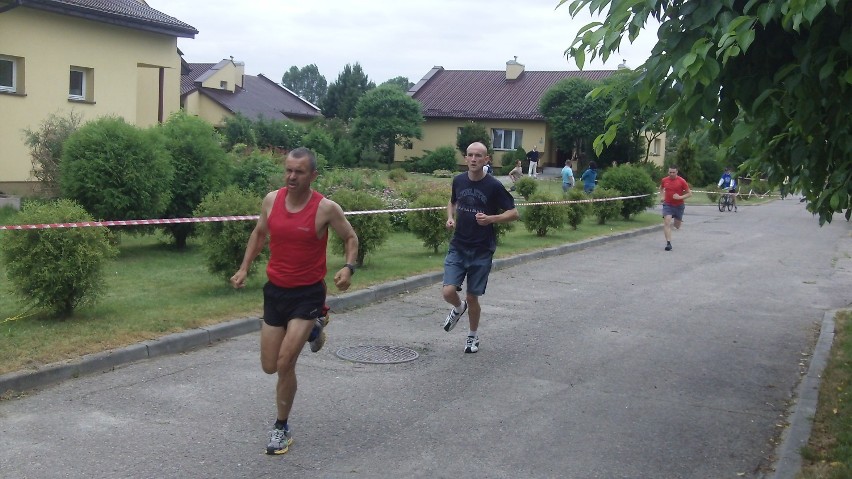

0,0,24,14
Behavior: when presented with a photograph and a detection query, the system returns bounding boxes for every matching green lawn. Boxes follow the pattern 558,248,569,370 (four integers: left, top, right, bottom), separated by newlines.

0,211,658,374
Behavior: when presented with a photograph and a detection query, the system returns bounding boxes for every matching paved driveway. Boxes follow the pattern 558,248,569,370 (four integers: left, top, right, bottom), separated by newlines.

1,200,850,478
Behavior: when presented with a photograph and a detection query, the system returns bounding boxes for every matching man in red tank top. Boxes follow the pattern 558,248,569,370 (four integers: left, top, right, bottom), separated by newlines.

659,165,692,251
230,147,358,455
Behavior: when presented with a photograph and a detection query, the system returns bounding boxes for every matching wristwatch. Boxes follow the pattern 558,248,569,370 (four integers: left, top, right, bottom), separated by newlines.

344,263,355,275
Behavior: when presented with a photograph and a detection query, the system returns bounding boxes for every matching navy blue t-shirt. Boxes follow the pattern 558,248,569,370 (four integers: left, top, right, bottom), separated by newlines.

450,173,516,252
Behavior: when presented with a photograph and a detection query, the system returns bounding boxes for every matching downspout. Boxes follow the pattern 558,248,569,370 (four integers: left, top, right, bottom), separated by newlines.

0,0,24,14
158,67,164,123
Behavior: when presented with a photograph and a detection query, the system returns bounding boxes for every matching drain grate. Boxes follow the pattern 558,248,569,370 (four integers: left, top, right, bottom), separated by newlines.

336,345,419,364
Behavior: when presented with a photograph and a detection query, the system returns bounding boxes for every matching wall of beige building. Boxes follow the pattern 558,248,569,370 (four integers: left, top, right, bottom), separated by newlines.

0,8,182,195
394,119,550,169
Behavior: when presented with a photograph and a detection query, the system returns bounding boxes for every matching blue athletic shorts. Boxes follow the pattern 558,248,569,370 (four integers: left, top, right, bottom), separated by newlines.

442,247,494,296
662,203,685,221
263,280,326,328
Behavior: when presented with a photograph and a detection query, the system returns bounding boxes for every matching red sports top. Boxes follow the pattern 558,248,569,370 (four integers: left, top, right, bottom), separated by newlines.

266,188,328,288
660,176,690,206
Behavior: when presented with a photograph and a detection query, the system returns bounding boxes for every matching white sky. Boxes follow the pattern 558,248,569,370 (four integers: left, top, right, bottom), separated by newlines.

146,0,660,85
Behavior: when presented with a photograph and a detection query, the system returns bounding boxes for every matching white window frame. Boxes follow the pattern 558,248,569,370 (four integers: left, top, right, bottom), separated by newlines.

491,128,523,151
0,56,16,93
69,68,86,100
651,138,661,156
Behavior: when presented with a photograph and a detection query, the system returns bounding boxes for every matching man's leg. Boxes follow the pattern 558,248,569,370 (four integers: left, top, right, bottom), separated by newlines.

466,293,481,333
663,214,673,241
260,320,313,453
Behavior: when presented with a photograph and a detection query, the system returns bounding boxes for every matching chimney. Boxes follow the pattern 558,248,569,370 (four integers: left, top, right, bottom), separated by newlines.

506,56,524,81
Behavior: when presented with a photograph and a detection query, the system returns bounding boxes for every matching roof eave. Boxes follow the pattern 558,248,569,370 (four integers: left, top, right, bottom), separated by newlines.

19,1,198,38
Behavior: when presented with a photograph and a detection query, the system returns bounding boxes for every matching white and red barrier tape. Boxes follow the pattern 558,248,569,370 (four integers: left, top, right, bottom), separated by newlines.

0,194,653,231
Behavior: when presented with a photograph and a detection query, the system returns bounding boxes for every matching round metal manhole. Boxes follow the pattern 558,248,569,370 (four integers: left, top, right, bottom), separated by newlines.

336,345,419,364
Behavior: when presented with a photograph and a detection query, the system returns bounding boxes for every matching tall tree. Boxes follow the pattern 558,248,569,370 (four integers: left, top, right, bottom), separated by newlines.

280,64,327,105
456,122,492,154
380,76,414,92
351,85,424,165
539,77,608,163
562,0,851,223
321,63,375,122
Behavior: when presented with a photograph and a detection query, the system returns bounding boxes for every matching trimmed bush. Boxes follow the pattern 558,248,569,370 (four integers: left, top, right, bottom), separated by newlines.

159,111,230,249
564,188,591,230
493,217,516,245
1,200,116,317
412,146,458,173
388,167,408,182
522,192,568,237
705,184,720,203
328,189,391,266
61,117,174,221
598,164,656,219
407,191,452,253
230,148,285,198
514,176,538,199
194,187,263,281
591,188,623,225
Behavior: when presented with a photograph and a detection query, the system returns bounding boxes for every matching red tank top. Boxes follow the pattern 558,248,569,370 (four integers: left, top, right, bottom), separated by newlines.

266,188,328,288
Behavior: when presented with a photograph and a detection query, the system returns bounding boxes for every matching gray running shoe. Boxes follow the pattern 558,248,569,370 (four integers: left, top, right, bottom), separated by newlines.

442,300,467,332
309,314,330,353
266,426,293,455
465,336,479,353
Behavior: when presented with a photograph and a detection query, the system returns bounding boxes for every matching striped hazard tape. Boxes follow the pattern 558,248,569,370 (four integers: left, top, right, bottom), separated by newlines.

0,194,652,231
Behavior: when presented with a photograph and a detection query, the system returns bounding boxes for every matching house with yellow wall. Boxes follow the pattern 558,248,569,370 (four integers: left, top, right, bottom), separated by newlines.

0,0,196,196
396,58,667,171
181,60,322,127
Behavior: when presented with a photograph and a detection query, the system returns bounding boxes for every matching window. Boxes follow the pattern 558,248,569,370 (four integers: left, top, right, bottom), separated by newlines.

0,55,18,93
69,66,93,101
220,80,228,89
651,138,661,156
491,129,523,151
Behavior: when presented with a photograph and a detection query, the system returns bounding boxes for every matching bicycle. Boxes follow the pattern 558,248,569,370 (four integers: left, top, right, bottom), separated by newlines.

718,191,734,212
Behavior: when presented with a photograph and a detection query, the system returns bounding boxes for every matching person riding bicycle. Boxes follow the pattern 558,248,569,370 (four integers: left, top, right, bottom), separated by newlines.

718,167,738,212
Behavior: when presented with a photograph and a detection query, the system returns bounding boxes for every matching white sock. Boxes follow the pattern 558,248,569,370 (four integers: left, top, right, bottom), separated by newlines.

468,331,477,338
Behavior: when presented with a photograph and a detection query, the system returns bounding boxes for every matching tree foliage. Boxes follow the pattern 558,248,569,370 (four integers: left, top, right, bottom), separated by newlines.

60,117,173,221
321,63,375,121
281,64,327,105
539,77,608,159
23,110,83,197
456,122,492,154
562,0,851,223
351,85,424,164
380,76,414,92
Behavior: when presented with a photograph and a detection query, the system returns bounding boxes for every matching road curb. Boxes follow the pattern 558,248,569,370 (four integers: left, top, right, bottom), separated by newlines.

770,308,842,479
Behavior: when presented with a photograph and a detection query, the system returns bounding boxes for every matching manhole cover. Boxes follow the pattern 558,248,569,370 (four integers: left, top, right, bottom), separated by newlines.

336,345,419,364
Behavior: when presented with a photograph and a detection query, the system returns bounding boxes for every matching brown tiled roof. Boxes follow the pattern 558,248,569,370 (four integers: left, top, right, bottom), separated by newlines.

410,67,615,121
15,0,197,37
182,63,322,120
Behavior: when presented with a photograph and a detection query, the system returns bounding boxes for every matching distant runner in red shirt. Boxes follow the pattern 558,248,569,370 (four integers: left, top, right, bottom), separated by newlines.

659,165,692,251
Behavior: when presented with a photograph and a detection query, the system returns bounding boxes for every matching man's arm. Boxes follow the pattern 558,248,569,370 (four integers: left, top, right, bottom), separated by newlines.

323,198,358,291
446,200,457,229
230,192,274,288
477,208,519,225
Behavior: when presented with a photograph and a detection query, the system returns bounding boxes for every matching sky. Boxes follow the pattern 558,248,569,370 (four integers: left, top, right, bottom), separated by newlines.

146,0,661,86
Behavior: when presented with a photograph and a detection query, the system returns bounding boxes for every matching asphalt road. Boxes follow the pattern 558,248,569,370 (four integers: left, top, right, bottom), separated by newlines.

1,199,850,479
